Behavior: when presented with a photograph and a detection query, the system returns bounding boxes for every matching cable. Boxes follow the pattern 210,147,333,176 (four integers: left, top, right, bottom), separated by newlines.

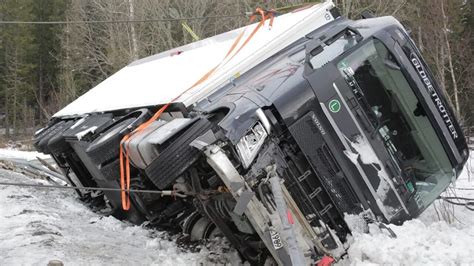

0,14,247,25
0,181,188,197
453,187,474,191
0,1,314,26
438,195,474,211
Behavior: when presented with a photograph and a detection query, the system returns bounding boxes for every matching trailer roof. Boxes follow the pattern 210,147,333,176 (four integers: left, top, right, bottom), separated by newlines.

54,1,336,117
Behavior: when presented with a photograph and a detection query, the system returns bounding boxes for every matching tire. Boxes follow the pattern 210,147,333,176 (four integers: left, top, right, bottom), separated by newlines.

62,113,115,143
85,108,150,165
144,118,213,189
34,121,62,152
183,211,202,235
94,179,145,225
37,121,69,154
47,120,77,154
34,124,54,144
190,216,215,241
86,118,136,164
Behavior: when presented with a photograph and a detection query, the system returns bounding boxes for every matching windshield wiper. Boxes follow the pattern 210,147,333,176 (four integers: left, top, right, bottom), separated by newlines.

341,68,380,126
384,58,400,70
341,68,392,139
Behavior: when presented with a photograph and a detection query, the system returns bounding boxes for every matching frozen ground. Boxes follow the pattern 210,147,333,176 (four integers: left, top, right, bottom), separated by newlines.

0,154,239,265
0,148,50,161
339,151,474,266
0,148,473,265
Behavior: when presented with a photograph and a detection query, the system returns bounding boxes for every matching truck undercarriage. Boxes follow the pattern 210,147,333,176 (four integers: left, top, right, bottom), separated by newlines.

33,5,469,265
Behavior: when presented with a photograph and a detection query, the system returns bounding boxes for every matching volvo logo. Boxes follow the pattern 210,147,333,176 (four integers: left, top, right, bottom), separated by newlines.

410,53,458,139
311,113,326,135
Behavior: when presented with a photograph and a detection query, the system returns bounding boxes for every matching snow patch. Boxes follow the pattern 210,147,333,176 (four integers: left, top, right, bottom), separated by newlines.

0,169,239,265
343,150,359,165
75,126,97,140
344,214,368,235
0,148,49,161
375,176,390,201
343,136,393,202
339,218,474,265
339,151,474,265
346,136,379,165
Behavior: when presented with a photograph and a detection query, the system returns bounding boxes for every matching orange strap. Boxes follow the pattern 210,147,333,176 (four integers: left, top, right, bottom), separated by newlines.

119,8,274,210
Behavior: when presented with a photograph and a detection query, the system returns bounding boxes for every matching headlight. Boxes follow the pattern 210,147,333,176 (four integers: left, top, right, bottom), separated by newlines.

235,120,268,169
235,109,272,168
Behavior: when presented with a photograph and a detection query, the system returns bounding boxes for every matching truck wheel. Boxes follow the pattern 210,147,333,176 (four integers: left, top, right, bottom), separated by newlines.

86,118,135,164
47,120,77,154
37,121,68,154
190,216,217,241
86,109,150,165
34,123,56,149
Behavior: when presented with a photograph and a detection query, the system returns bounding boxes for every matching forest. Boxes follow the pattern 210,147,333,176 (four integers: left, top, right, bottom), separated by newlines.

0,0,472,141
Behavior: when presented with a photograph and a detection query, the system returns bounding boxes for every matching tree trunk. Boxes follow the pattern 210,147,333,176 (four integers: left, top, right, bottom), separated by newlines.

128,0,139,61
12,48,18,138
416,1,423,52
4,87,10,138
440,0,460,118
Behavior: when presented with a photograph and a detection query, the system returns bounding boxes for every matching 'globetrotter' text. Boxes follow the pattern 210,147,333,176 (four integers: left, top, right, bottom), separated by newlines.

410,53,458,139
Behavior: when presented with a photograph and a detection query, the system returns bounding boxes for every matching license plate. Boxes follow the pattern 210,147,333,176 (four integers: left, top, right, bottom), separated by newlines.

270,230,283,250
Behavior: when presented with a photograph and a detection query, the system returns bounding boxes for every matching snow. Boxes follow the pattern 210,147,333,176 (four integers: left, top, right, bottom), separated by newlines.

344,135,405,218
346,136,393,202
346,136,380,166
0,148,49,161
339,151,474,265
1,148,473,265
0,154,240,265
75,126,97,141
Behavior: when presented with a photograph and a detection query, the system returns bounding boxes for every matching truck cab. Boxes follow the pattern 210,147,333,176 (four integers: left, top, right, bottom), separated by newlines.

191,14,468,263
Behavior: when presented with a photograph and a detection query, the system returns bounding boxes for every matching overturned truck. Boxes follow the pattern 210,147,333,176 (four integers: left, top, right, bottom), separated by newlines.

34,2,469,265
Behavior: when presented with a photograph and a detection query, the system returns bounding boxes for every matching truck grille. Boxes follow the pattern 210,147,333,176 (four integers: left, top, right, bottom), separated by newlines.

317,144,340,177
288,111,359,215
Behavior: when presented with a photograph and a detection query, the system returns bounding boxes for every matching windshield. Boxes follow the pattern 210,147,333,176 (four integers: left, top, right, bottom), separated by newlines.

337,39,453,208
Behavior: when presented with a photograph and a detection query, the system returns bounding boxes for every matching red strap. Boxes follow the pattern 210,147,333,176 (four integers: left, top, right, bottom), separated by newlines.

287,209,295,225
119,8,275,210
317,256,335,266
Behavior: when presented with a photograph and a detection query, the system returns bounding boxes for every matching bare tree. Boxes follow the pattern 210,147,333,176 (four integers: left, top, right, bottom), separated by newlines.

440,0,460,118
